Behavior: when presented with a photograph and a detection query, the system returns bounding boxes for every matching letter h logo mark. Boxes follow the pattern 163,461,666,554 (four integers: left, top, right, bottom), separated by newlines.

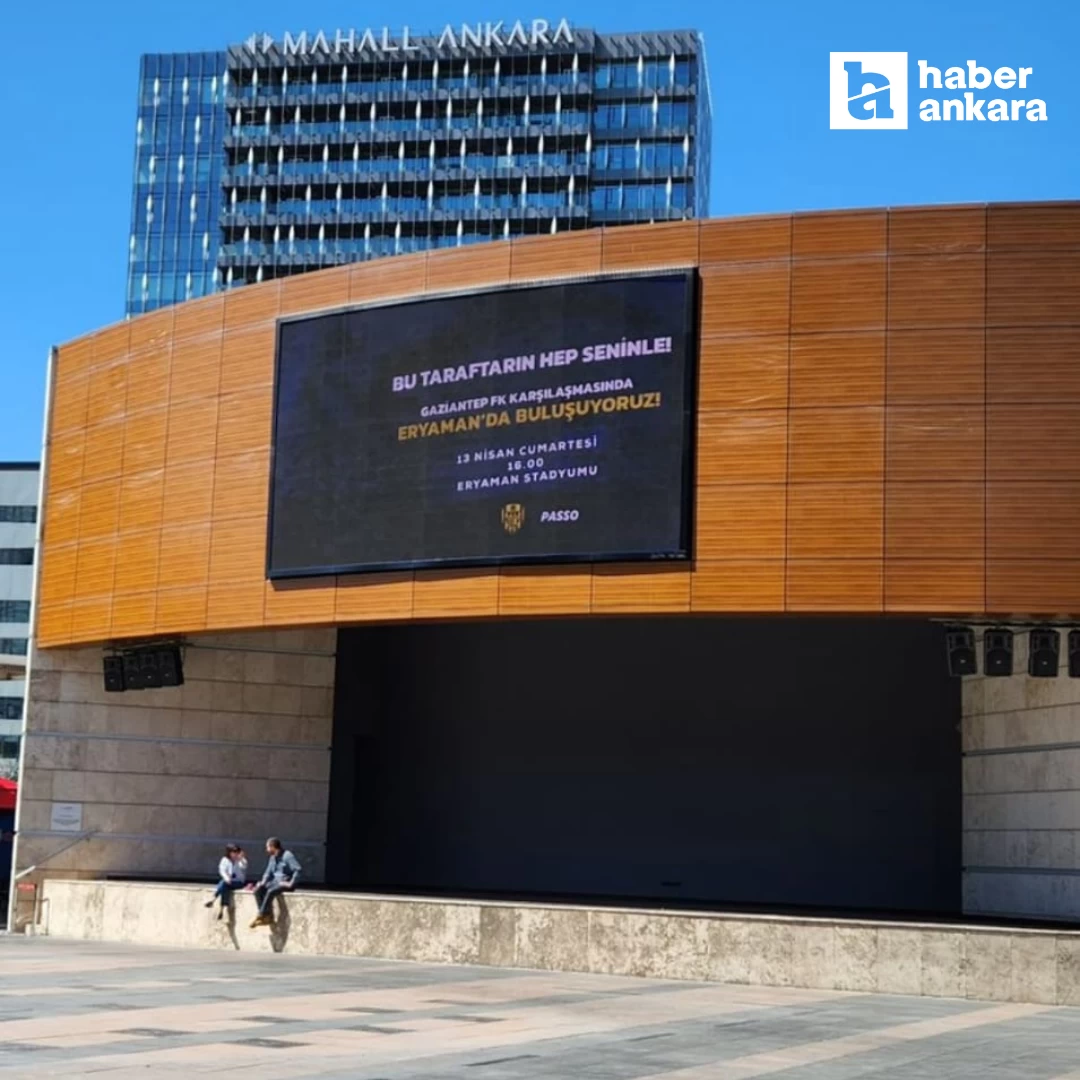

830,52,908,130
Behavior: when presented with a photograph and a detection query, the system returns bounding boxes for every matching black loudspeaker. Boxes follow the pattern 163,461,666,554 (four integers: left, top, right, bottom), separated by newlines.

945,627,977,676
984,628,1014,677
1069,630,1080,678
140,652,163,689
122,651,145,690
158,646,184,687
103,656,125,693
1028,628,1060,678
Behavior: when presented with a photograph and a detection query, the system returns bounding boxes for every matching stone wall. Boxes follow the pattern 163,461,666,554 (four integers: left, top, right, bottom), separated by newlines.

963,628,1080,921
37,879,1080,1007
14,629,334,887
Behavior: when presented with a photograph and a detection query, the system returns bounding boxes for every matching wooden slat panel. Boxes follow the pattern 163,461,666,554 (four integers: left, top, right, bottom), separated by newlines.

885,560,986,612
349,252,427,305
885,483,985,557
172,294,224,341
791,258,887,332
988,252,1080,325
51,374,90,436
509,230,602,282
888,255,985,329
601,221,699,270
279,266,350,316
888,207,986,254
695,484,786,559
700,216,791,264
37,603,73,647
118,470,164,533
43,489,80,547
690,560,785,611
793,211,886,257
208,516,265,584
696,409,788,484
426,242,512,294
157,524,211,589
264,579,336,624
112,531,161,595
212,451,270,521
86,361,128,426
154,587,208,634
987,328,1080,403
789,407,884,482
496,566,592,616
220,326,275,396
886,406,984,482
698,336,789,410
38,545,78,608
81,421,125,483
988,204,1080,251
55,337,94,381
165,398,219,465
111,592,158,638
206,581,266,631
78,479,120,541
786,560,883,611
124,349,171,415
162,462,215,527
216,389,272,457
224,280,281,331
790,332,884,407
413,569,500,618
787,483,883,558
91,323,131,372
168,334,222,404
886,329,985,405
700,263,790,336
987,483,1080,559
335,572,416,621
987,561,1080,614
987,404,1080,481
48,431,85,490
591,565,691,613
128,308,175,355
74,537,118,598
121,408,167,475
69,597,112,644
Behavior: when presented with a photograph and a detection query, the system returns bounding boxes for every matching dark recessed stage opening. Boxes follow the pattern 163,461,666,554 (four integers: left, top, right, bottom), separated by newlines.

327,616,960,917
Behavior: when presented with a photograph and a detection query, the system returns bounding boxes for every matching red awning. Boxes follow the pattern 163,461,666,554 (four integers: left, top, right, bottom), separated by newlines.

0,778,16,812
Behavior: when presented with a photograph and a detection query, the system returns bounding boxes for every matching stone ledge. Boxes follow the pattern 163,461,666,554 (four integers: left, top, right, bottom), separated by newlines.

36,879,1080,1006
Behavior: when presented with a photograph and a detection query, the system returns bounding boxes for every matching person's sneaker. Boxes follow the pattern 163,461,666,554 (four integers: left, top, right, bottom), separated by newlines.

217,907,225,921
249,915,262,928
204,899,215,908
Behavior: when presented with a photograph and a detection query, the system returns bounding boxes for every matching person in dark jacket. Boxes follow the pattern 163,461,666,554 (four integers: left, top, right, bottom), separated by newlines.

249,837,301,928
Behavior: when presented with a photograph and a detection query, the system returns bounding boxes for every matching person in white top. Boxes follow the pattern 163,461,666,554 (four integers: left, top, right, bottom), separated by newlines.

205,843,248,919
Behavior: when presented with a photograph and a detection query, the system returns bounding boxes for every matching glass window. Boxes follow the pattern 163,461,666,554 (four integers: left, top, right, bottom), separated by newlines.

0,549,33,565
0,736,19,759
0,638,28,656
594,64,611,89
0,506,36,524
0,697,22,719
675,61,691,86
0,600,31,622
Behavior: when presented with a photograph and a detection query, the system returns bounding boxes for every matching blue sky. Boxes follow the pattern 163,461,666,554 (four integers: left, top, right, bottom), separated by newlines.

0,0,1075,460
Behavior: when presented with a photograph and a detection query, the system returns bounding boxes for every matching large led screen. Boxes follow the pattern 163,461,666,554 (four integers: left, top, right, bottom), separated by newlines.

267,271,696,577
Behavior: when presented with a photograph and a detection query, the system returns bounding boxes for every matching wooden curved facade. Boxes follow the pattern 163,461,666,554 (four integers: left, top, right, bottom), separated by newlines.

36,202,1080,648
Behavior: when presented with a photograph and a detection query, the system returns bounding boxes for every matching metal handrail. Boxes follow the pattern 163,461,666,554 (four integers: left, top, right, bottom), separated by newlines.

13,830,98,881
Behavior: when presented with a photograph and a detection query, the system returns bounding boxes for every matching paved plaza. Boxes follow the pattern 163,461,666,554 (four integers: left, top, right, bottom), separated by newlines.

1,936,1079,1078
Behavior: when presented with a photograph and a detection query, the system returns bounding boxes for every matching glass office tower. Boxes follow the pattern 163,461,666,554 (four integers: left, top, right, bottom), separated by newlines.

126,28,710,315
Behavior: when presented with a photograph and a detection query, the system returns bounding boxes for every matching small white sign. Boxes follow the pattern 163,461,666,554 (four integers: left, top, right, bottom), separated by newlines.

50,802,83,832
